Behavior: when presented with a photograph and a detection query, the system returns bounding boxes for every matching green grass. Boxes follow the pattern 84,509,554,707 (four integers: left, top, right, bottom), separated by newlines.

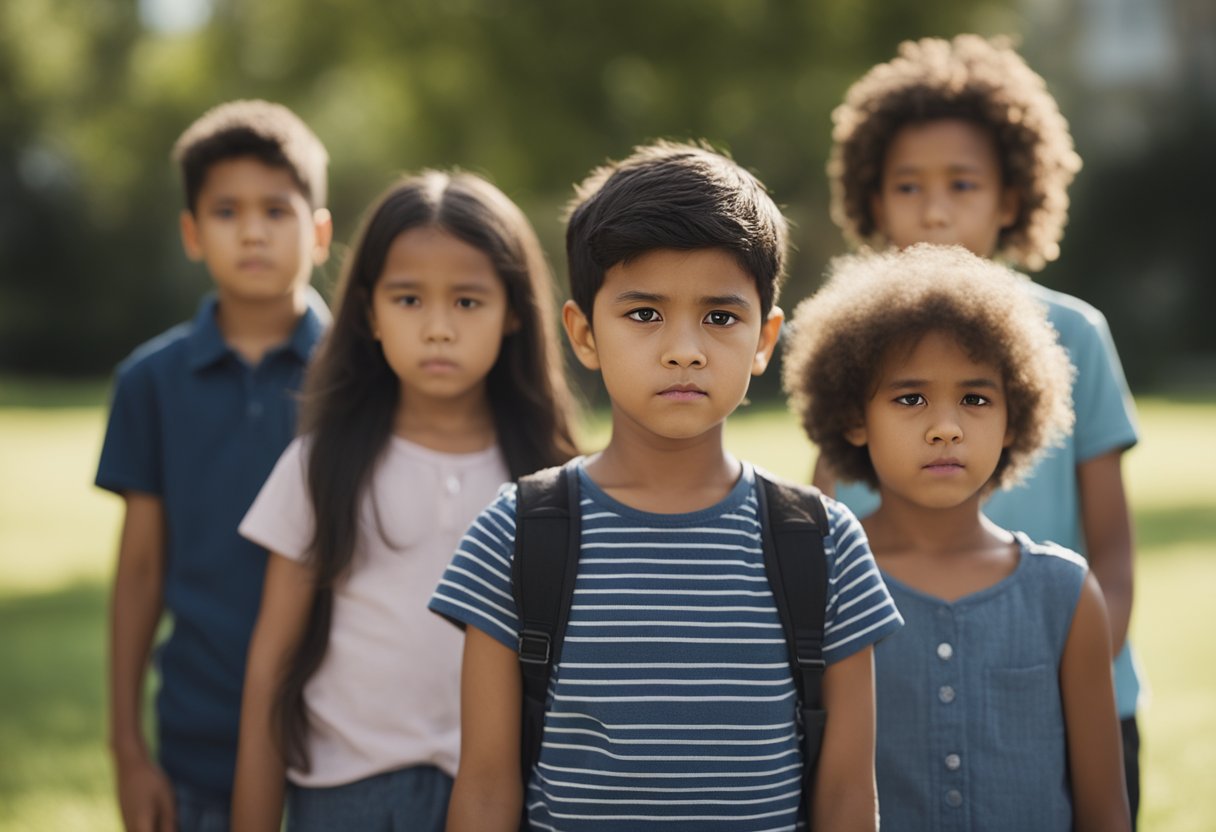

1,386,1213,830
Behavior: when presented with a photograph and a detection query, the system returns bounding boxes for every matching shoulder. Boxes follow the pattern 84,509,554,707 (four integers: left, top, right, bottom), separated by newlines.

112,321,194,383
1020,534,1088,573
1026,282,1112,340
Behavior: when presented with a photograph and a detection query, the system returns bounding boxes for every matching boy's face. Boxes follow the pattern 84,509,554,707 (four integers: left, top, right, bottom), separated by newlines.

846,331,1013,510
563,248,782,446
180,157,331,305
871,119,1018,259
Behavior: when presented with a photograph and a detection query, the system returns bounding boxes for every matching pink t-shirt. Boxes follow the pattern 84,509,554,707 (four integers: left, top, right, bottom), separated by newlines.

240,435,510,787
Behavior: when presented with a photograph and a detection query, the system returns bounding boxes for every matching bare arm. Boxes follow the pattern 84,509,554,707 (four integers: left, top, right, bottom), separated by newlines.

812,646,878,832
231,553,316,832
1061,572,1130,831
109,492,175,832
811,456,836,498
446,627,523,832
1078,450,1134,653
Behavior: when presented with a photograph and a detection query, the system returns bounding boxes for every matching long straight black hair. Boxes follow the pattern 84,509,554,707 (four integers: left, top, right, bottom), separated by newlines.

277,171,579,771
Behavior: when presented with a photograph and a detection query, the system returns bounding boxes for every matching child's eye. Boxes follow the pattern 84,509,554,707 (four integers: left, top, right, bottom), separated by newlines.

267,206,289,219
961,393,991,406
893,182,920,195
627,308,661,323
211,207,236,219
704,311,738,327
895,394,925,406
456,297,481,310
393,295,421,307
951,180,979,192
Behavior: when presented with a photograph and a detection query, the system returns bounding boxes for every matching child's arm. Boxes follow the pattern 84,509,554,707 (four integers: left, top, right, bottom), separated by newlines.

1078,450,1134,653
810,456,836,498
812,646,879,832
1061,572,1131,832
231,553,316,832
109,492,176,832
446,626,523,832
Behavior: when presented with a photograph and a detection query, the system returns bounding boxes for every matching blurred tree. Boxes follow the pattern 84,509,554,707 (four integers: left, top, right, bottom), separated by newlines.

2,0,1210,392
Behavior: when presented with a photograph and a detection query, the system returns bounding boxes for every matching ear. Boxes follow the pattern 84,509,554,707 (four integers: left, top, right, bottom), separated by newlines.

503,307,522,336
562,299,600,371
311,208,334,266
180,210,203,262
998,186,1020,230
751,306,784,376
870,192,888,240
844,424,868,447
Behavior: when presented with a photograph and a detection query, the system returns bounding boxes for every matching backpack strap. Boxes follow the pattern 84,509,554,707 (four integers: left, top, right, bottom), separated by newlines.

754,469,830,819
511,461,582,797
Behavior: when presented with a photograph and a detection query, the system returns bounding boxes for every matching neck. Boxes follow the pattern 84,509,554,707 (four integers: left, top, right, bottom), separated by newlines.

394,383,497,454
215,287,307,365
586,418,739,513
863,489,1009,558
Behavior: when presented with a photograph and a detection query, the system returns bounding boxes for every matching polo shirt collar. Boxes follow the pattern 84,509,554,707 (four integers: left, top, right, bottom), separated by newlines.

285,286,332,362
185,287,331,372
185,294,230,371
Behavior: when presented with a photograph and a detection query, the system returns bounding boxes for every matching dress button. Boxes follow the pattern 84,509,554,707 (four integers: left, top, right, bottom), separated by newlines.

945,789,963,808
445,474,461,495
945,753,961,771
938,685,956,704
937,642,953,660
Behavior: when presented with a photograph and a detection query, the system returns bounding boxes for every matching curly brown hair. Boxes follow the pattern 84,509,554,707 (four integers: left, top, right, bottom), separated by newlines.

828,35,1081,271
782,244,1074,491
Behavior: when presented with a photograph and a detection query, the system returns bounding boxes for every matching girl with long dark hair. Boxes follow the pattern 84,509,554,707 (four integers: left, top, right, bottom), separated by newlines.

230,171,577,831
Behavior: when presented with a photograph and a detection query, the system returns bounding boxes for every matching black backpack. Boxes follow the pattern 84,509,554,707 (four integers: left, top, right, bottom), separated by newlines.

511,461,830,825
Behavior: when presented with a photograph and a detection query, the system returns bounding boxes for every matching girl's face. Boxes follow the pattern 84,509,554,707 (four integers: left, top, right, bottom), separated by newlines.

846,331,1013,511
870,118,1019,259
368,225,517,407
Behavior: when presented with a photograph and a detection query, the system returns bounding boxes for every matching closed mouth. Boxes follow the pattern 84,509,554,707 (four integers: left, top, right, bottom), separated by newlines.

659,383,707,400
923,458,964,471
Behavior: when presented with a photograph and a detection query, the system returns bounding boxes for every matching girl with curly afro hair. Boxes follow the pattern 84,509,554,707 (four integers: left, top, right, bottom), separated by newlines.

784,244,1130,832
816,38,1144,818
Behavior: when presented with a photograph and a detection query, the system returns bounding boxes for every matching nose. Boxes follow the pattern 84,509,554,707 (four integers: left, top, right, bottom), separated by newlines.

922,187,950,228
926,407,963,445
240,213,269,244
422,307,455,343
661,321,706,369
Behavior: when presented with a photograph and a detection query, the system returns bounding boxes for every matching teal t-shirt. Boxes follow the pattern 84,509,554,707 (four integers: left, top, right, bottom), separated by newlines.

834,281,1142,717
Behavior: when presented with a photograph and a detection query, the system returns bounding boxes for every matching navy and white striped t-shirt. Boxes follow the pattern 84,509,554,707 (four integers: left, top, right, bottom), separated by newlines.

429,462,902,831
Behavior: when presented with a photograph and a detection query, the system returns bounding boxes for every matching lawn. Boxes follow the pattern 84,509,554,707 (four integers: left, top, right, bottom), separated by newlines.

0,381,1213,830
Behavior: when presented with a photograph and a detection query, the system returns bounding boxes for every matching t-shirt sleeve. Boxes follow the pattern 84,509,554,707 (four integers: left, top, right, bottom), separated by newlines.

821,498,903,664
428,485,520,651
1067,304,1139,461
238,438,315,561
95,359,163,496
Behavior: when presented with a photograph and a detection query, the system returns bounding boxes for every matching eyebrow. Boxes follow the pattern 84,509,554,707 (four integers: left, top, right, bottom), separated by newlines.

886,377,1001,390
379,279,495,293
889,162,985,176
612,290,752,309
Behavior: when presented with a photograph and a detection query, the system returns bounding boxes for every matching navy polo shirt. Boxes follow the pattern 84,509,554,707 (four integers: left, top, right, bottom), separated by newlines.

96,290,328,798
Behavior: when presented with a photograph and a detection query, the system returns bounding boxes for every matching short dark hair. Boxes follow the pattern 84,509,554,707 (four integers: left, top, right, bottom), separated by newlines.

565,140,788,319
172,99,328,213
783,244,1074,491
828,35,1081,271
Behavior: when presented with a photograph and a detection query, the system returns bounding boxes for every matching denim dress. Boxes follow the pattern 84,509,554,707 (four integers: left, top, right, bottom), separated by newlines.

874,533,1087,832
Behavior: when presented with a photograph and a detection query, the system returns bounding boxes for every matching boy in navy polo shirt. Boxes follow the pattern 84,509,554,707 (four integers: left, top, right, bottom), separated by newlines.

432,142,902,831
96,100,332,831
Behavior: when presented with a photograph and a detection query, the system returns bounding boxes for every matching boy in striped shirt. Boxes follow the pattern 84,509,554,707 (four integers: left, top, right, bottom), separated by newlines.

430,141,903,831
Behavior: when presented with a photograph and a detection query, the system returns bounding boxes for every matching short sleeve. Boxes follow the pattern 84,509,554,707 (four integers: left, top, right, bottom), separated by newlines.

238,438,315,560
1067,305,1139,462
428,485,520,650
821,498,903,664
95,359,162,496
